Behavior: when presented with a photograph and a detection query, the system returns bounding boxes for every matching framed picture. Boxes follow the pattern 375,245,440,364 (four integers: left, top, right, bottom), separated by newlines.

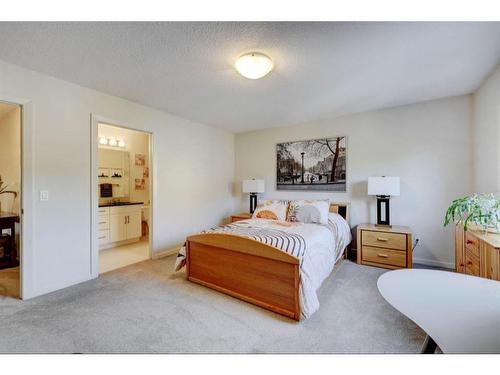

276,136,347,191
135,178,145,190
135,154,146,166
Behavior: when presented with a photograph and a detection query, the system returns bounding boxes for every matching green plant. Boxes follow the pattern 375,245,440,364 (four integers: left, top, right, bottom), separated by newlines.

0,175,18,198
444,193,500,231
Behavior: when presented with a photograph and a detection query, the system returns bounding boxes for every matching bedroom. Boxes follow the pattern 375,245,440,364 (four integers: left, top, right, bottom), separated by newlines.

0,1,499,372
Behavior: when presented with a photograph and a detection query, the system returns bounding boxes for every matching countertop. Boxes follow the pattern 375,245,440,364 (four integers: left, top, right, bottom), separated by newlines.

98,201,144,208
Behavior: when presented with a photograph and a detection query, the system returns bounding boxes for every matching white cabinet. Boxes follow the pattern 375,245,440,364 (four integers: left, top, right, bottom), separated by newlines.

126,211,142,240
99,204,142,249
109,212,127,242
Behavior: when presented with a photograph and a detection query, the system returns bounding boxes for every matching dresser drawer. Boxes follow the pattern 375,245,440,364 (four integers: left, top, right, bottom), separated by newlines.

98,214,110,230
98,207,110,215
362,230,407,251
109,205,142,215
465,232,480,258
98,230,109,245
465,250,480,276
362,246,407,267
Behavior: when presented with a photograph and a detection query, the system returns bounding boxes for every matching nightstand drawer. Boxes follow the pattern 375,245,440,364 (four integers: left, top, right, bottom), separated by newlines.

362,230,407,251
362,246,407,267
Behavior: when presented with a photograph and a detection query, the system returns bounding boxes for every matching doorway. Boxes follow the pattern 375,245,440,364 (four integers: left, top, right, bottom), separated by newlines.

92,120,152,275
0,101,22,299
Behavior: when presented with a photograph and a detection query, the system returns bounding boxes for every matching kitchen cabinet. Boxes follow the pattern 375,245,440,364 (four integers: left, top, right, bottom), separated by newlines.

99,204,142,249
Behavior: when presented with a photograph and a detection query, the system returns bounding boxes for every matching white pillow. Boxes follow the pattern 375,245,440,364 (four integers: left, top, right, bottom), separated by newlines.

252,200,289,221
287,199,330,224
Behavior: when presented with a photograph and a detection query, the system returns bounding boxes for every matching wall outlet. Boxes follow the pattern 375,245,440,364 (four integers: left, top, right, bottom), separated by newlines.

39,190,49,201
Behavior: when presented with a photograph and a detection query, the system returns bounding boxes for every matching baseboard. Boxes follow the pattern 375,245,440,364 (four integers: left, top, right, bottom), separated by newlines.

152,247,181,259
412,257,454,270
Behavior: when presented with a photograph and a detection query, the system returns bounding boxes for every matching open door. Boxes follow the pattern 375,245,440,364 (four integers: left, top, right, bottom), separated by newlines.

0,101,22,299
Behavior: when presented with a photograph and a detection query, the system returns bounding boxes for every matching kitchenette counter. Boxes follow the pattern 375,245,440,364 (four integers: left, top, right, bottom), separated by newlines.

98,201,144,208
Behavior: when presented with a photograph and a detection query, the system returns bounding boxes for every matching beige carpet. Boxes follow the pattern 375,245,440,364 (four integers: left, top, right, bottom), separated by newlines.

0,256,425,353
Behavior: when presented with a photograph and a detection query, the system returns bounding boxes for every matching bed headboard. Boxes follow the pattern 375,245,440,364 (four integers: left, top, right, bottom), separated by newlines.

329,202,350,224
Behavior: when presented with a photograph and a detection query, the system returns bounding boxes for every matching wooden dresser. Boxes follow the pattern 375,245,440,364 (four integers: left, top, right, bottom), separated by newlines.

357,224,413,269
455,225,500,281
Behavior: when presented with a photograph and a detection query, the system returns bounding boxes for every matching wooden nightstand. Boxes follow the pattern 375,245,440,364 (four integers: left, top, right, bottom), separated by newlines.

230,213,252,223
357,224,413,269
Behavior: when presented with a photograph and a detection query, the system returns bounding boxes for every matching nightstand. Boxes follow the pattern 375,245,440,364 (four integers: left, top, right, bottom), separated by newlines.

230,213,252,223
357,224,413,269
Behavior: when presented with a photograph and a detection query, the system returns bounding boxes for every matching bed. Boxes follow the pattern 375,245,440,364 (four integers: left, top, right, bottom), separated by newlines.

176,202,351,321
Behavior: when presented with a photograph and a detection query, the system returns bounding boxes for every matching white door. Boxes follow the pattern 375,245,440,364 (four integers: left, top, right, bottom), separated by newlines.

110,213,127,242
126,212,142,240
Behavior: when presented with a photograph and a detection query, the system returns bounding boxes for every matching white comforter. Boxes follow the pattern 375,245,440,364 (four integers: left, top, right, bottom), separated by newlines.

175,213,352,319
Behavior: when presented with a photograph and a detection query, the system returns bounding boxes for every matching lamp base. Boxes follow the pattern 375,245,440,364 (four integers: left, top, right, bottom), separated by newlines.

249,193,257,214
376,195,391,226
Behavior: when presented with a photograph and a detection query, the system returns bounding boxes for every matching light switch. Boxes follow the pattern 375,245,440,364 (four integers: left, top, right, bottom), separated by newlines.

40,190,49,201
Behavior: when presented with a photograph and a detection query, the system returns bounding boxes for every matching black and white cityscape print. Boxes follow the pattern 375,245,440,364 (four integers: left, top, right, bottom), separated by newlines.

276,136,347,191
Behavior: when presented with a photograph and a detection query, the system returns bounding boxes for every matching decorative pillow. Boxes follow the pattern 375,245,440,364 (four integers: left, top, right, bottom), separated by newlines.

287,199,330,224
252,200,289,221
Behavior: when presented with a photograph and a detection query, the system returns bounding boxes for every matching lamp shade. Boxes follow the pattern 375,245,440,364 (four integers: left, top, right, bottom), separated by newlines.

368,176,400,196
242,179,265,193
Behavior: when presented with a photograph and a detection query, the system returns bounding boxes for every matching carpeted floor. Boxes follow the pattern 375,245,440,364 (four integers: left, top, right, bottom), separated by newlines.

0,255,425,353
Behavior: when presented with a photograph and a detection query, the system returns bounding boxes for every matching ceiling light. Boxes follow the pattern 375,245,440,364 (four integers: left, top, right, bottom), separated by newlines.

99,136,108,145
108,138,117,147
118,139,126,148
235,52,274,80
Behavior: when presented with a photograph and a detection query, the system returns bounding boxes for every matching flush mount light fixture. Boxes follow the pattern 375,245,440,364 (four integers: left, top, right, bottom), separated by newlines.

108,138,118,147
235,52,274,80
99,136,108,145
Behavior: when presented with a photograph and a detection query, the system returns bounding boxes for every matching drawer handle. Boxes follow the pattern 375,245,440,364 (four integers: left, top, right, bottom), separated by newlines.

377,253,389,258
377,237,388,242
466,240,475,245
99,221,107,224
98,236,106,239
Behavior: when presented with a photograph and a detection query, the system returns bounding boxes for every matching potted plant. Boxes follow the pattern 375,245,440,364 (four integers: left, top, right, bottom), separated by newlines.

0,175,18,212
444,193,500,233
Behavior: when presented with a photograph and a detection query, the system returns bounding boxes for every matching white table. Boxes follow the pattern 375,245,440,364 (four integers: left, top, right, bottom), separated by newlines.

377,269,500,353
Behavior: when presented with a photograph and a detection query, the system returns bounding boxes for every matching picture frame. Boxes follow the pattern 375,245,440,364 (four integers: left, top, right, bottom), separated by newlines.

276,136,347,192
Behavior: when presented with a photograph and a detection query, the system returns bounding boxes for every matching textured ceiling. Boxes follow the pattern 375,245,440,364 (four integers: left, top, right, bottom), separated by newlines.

0,22,498,133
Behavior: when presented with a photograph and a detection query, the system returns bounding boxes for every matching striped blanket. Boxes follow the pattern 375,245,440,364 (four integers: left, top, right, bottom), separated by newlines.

175,221,307,271
175,214,351,319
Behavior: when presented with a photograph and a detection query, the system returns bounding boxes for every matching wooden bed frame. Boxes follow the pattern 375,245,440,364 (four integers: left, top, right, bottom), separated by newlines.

185,202,350,321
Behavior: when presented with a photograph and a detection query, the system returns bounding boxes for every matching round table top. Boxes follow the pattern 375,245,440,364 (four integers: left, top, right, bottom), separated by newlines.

377,269,500,353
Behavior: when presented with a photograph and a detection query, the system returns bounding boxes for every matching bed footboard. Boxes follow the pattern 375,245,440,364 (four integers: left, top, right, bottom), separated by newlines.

186,233,301,320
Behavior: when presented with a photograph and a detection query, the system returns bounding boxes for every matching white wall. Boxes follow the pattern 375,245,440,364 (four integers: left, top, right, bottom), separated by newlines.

0,59,236,298
235,96,473,268
0,105,21,215
472,65,500,193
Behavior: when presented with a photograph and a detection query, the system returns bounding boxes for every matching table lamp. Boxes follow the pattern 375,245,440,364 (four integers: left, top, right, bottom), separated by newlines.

242,179,265,214
368,176,400,226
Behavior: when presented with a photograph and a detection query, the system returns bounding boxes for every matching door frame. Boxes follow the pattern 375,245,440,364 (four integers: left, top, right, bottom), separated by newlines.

90,114,154,278
0,96,34,299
